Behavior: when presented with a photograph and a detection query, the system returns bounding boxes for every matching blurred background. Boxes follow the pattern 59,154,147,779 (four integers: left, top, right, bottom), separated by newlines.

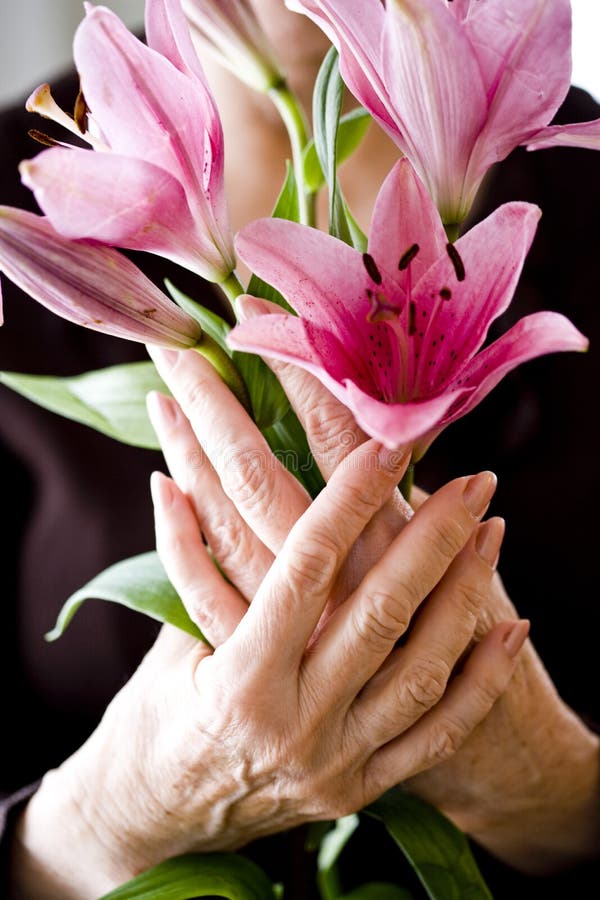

0,0,598,106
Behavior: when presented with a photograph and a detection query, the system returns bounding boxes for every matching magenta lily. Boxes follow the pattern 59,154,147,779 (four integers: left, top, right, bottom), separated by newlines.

228,159,587,458
20,0,235,283
286,0,600,225
0,207,202,348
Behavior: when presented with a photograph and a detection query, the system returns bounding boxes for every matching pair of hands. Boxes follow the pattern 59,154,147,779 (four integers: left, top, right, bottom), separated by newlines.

12,340,598,900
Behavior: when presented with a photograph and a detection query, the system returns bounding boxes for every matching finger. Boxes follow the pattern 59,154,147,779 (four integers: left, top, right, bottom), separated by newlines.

363,619,530,800
350,518,505,745
151,471,248,647
231,439,410,670
237,295,367,479
147,391,273,600
148,345,310,553
303,471,498,701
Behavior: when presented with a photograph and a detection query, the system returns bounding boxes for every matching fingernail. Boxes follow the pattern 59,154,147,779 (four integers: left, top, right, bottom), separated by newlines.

236,295,272,321
463,471,497,517
150,346,178,368
502,619,530,658
150,471,175,510
475,517,505,567
147,391,178,426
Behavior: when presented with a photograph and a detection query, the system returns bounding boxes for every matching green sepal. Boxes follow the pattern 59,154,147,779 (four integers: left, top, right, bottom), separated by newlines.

167,280,233,350
97,853,279,900
0,362,167,450
247,161,298,313
303,106,371,192
168,281,290,429
45,551,204,644
366,788,493,900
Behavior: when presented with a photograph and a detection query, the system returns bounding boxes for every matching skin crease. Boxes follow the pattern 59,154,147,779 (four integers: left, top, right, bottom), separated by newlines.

6,1,600,896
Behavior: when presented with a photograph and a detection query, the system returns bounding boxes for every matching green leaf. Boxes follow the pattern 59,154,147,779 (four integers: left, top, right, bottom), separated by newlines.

166,280,233,351
341,884,414,900
263,405,325,498
0,362,167,450
45,551,204,643
233,350,291,430
247,161,297,313
98,853,278,900
366,789,493,900
312,47,366,250
303,107,371,192
313,45,344,233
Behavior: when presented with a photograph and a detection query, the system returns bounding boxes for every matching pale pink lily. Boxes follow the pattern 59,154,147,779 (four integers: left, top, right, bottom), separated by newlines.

20,0,235,283
286,0,600,225
182,0,283,92
0,207,202,348
228,159,587,458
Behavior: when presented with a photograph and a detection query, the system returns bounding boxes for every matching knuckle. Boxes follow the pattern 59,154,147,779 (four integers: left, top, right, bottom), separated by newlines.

220,448,272,510
422,518,468,564
399,658,451,713
284,534,340,592
353,590,411,651
452,579,488,620
427,719,466,763
470,670,506,710
306,398,358,463
334,479,382,524
178,369,212,417
206,513,248,570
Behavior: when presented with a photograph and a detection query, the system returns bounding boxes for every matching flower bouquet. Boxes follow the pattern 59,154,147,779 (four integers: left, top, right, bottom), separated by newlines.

0,1,598,898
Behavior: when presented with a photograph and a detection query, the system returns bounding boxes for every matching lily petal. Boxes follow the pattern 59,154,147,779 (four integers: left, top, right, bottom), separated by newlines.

343,380,468,450
526,117,600,151
382,0,487,222
145,0,212,86
235,218,370,342
408,201,540,397
74,4,233,277
0,207,201,348
464,0,572,193
20,147,227,280
368,159,447,290
441,311,589,427
286,0,396,133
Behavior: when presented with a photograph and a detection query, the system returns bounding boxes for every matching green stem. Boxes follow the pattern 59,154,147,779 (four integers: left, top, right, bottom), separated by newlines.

192,333,252,414
317,867,342,900
268,82,316,227
219,270,245,307
399,459,414,504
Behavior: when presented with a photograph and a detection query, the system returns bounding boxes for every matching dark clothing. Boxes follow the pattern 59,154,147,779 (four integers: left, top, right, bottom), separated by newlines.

0,72,599,896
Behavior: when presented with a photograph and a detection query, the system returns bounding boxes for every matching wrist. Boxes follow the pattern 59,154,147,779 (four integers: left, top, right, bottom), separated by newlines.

8,758,129,900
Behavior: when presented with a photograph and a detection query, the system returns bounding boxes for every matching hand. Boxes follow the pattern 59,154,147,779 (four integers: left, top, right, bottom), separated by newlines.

211,299,600,876
9,364,523,899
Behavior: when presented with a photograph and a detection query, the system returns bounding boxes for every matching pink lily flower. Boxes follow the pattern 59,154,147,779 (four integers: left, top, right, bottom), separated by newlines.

0,207,202,348
286,0,600,224
20,0,235,283
182,0,283,92
228,159,587,457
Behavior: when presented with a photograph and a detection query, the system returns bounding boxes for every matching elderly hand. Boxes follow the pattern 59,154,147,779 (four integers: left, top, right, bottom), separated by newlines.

9,349,524,899
148,329,600,878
